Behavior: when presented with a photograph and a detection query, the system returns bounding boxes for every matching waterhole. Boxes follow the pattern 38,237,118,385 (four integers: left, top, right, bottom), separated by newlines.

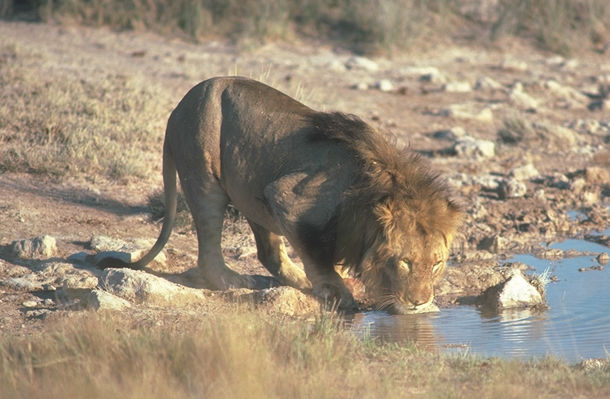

347,229,610,362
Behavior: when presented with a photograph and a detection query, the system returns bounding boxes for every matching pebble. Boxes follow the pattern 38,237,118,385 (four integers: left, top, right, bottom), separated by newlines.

499,178,527,199
22,300,38,308
454,136,495,159
442,81,472,93
500,59,528,72
508,83,538,110
345,56,379,72
375,79,394,92
475,76,503,90
440,103,493,122
433,126,466,141
509,164,539,180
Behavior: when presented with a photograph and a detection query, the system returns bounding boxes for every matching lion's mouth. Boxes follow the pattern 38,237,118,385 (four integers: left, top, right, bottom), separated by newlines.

386,300,439,315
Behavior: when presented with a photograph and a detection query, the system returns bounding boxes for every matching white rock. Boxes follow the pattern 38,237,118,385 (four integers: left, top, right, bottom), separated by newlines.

100,268,208,306
400,66,442,80
375,79,394,92
351,82,369,90
496,270,544,309
22,300,38,308
544,80,588,103
11,235,57,260
90,235,166,266
345,56,379,71
85,289,131,311
440,103,493,122
475,76,503,90
508,84,538,110
500,59,528,72
442,81,472,93
510,164,540,180
454,136,495,159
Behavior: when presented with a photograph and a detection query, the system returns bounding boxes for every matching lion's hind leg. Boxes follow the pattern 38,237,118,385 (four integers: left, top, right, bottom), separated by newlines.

248,220,311,291
181,176,270,290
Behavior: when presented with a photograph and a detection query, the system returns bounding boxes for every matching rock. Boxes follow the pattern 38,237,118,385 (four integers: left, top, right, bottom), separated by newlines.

90,235,166,267
351,82,369,90
85,289,131,311
498,178,527,199
433,126,466,141
585,166,610,185
229,286,322,316
11,235,57,260
440,103,493,122
597,253,609,265
509,164,540,180
2,276,44,291
508,83,538,110
400,66,445,83
345,56,379,72
442,81,472,93
578,265,604,272
500,59,528,72
475,76,503,90
375,79,394,92
22,300,38,308
454,136,495,159
544,80,589,106
99,268,209,306
478,235,509,253
480,269,545,310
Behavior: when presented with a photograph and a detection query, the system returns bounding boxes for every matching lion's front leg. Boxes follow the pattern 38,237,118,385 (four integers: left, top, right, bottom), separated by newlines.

303,259,356,310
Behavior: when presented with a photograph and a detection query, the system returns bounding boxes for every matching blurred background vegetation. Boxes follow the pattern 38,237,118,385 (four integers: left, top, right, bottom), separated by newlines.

2,0,609,55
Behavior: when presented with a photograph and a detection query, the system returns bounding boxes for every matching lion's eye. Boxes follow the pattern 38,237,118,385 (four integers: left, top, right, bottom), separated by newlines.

399,259,411,273
432,261,443,273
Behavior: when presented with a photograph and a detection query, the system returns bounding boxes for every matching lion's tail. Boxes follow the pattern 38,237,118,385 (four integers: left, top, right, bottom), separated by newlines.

96,140,177,270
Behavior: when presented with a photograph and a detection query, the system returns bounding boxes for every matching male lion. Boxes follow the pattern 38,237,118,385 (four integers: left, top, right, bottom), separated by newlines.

97,76,462,313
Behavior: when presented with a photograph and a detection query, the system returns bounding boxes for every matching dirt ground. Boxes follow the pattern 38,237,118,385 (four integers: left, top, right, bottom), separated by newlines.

0,21,609,334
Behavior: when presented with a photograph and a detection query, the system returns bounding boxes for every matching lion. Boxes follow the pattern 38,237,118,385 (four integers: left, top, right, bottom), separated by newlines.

97,76,462,313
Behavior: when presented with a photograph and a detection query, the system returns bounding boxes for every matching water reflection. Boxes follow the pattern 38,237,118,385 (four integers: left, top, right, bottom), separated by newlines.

347,230,610,362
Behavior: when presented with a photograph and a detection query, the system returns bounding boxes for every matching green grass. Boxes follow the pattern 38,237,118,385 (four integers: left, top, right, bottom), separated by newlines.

0,309,608,399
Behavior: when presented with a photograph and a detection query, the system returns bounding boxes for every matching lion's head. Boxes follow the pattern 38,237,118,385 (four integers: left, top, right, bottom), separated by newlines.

312,112,463,314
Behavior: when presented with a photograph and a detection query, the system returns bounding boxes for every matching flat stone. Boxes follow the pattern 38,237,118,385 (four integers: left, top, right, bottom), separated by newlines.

99,268,209,306
345,56,379,71
442,81,472,93
475,76,503,90
85,289,132,311
229,286,322,316
440,103,493,122
90,235,166,267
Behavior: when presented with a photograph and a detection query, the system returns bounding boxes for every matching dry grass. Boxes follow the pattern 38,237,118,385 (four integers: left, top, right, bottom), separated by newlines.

492,0,610,55
0,309,608,399
0,42,169,181
2,0,598,54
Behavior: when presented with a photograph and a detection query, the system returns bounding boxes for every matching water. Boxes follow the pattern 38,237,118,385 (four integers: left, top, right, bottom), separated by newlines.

347,230,610,362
